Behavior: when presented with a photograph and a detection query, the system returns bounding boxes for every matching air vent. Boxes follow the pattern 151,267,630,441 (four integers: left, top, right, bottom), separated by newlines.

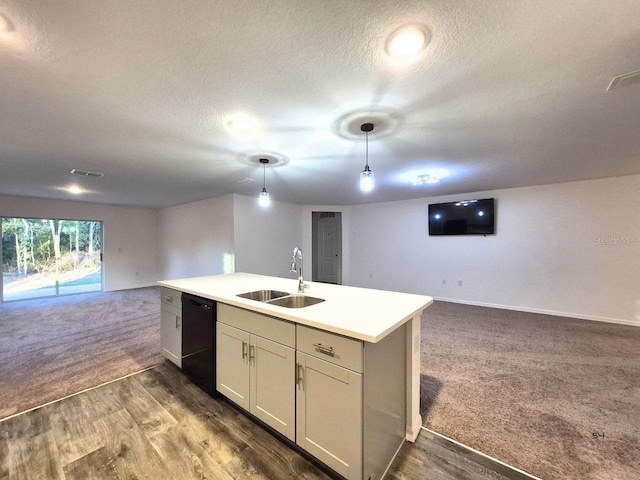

320,212,336,218
237,177,256,184
70,168,104,178
606,69,640,91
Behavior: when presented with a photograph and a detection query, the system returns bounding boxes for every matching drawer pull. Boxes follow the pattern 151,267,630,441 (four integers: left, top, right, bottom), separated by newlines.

242,341,248,359
249,345,255,362
175,315,181,328
313,343,334,356
163,295,173,302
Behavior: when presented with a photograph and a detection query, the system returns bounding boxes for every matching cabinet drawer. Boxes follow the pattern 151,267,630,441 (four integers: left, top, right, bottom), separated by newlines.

297,325,363,373
218,303,295,348
161,287,182,309
161,303,181,318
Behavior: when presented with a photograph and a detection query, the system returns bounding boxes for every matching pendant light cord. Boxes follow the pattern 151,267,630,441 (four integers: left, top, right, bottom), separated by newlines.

263,162,266,188
365,131,369,168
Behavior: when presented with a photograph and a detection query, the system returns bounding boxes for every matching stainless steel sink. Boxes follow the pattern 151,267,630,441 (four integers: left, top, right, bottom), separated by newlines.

237,290,290,302
267,295,325,308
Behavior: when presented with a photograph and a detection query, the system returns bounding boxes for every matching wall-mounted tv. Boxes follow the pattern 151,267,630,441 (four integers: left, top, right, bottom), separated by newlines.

428,198,495,235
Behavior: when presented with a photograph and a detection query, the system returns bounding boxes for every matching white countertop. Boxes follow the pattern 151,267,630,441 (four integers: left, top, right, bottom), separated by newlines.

158,273,432,343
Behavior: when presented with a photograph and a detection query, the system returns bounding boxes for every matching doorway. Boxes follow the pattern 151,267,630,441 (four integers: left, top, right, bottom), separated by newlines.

1,217,103,302
311,212,342,285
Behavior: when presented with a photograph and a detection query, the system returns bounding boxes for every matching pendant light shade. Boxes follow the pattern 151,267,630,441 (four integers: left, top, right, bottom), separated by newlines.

258,187,270,207
359,123,375,192
258,158,271,208
360,166,374,192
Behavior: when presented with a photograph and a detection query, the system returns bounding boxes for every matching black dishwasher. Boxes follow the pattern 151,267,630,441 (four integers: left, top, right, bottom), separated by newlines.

181,293,216,396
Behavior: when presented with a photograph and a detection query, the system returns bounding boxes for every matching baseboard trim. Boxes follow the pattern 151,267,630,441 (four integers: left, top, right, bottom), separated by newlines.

0,363,161,424
421,427,542,480
106,283,159,292
406,414,423,442
431,296,639,327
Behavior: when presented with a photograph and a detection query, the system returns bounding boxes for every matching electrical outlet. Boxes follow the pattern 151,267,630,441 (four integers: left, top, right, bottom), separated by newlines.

457,280,463,287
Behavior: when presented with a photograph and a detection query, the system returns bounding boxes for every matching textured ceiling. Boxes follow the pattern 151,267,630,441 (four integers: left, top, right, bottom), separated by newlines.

1,0,639,208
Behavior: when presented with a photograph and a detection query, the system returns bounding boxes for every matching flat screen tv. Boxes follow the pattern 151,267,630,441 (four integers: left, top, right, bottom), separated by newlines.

428,198,495,235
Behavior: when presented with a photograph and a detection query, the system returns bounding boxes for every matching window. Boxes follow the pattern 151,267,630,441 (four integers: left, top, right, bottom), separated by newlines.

1,217,103,301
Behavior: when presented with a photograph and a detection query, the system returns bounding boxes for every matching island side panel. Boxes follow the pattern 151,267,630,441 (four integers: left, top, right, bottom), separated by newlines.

406,313,423,441
363,325,406,480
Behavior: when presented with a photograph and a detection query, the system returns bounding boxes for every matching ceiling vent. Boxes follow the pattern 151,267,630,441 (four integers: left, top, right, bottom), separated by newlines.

606,69,640,91
70,168,104,178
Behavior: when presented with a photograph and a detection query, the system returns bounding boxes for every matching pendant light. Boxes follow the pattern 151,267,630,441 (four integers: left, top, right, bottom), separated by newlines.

359,123,375,192
258,158,271,208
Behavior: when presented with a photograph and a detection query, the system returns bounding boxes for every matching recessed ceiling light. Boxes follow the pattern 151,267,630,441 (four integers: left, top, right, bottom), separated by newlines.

413,174,439,185
386,25,428,58
227,119,255,132
67,185,83,195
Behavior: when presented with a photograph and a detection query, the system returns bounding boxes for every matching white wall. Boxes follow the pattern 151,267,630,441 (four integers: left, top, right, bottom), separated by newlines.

8,175,636,325
158,194,235,280
0,194,160,291
234,194,303,277
345,175,640,325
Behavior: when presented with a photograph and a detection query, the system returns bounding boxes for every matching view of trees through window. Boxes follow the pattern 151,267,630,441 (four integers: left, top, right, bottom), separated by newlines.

1,217,102,301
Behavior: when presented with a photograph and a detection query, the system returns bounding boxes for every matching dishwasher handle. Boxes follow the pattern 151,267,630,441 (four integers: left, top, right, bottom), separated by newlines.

188,298,213,310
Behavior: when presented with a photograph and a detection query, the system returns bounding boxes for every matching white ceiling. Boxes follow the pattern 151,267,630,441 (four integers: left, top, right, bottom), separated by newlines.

1,0,639,208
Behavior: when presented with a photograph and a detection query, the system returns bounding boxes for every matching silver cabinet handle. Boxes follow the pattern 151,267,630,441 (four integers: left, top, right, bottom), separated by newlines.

242,341,247,359
249,345,255,362
296,363,303,388
313,343,334,356
163,295,173,302
175,316,181,328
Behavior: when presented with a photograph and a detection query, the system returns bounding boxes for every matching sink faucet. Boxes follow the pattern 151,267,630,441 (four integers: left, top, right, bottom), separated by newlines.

290,247,308,293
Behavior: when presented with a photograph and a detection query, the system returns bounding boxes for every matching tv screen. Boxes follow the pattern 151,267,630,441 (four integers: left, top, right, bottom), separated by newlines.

429,198,495,235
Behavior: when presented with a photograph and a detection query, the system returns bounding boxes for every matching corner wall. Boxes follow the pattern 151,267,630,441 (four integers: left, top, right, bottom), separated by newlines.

346,175,640,325
0,194,160,291
157,194,303,281
234,194,303,277
158,195,235,280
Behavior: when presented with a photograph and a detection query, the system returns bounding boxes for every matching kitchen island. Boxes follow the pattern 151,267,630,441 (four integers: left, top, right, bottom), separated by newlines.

158,273,432,480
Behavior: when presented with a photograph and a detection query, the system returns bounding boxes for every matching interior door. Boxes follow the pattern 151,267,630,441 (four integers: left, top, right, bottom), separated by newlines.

316,214,342,284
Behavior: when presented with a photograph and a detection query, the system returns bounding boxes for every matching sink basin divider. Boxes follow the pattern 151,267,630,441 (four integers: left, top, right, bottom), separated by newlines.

237,289,324,308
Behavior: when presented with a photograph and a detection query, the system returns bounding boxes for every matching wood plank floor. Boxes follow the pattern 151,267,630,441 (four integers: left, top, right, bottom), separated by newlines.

0,363,533,480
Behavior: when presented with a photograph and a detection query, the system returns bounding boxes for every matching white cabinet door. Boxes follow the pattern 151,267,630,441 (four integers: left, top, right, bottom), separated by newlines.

160,305,181,368
296,353,362,480
250,335,295,441
216,322,250,410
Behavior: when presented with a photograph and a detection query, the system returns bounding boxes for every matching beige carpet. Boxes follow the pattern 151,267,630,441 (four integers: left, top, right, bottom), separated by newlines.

0,287,162,419
421,301,640,480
